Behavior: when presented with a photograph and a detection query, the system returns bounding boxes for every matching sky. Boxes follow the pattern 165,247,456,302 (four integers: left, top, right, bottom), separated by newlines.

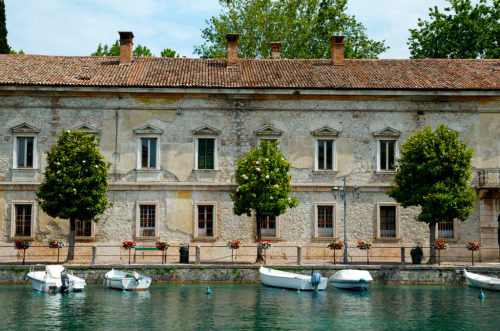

3,0,487,59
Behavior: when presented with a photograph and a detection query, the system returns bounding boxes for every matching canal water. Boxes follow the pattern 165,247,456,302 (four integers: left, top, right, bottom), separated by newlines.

0,284,498,330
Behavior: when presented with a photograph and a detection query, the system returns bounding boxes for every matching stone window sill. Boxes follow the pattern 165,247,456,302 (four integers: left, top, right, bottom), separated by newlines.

375,237,401,242
192,236,217,242
312,237,339,242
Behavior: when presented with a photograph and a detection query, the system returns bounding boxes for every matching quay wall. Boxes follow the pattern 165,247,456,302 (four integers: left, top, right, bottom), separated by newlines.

1,264,500,286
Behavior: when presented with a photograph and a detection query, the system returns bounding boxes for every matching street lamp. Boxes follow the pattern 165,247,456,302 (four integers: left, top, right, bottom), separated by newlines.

331,177,360,264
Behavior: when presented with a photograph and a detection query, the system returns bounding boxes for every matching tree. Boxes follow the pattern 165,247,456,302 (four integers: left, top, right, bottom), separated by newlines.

408,0,500,59
387,124,476,263
230,141,299,263
195,0,388,59
9,49,24,54
36,130,111,261
161,48,180,57
91,40,154,57
0,0,10,54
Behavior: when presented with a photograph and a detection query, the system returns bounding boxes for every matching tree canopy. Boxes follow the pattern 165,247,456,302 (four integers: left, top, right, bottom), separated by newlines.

408,0,500,59
195,0,388,59
387,124,476,262
91,41,179,58
0,0,10,54
36,129,111,261
231,141,299,262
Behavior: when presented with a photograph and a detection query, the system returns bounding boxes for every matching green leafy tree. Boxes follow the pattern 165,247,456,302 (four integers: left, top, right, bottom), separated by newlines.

195,0,387,59
9,49,24,54
36,130,111,261
231,141,299,262
408,0,500,59
161,48,180,57
387,124,476,263
91,40,154,57
0,0,10,54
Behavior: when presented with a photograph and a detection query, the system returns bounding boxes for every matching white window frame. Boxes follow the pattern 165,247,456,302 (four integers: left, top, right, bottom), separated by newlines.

13,135,38,169
313,203,337,239
376,139,398,172
194,202,217,240
314,139,337,171
436,218,459,241
376,202,400,241
256,213,280,240
195,137,218,170
136,136,161,170
135,201,159,239
10,201,36,239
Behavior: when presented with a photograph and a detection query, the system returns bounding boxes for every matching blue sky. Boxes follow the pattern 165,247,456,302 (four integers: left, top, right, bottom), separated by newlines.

4,0,487,59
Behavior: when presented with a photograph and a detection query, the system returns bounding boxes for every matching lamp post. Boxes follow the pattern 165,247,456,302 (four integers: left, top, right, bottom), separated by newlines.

331,177,360,264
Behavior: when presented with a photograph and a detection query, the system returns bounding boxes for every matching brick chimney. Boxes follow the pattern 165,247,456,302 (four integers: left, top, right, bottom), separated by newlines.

226,33,239,66
270,42,282,59
119,31,134,66
330,36,345,65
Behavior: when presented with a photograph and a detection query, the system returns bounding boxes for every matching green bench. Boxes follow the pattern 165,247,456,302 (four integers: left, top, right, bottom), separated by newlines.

134,247,167,264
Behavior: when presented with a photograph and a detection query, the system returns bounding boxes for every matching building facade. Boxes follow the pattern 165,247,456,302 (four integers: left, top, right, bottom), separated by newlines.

0,33,499,262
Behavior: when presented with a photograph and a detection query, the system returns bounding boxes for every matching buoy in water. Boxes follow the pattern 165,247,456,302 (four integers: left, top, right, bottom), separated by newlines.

297,289,301,294
478,289,485,299
122,289,126,293
206,287,212,295
36,290,41,296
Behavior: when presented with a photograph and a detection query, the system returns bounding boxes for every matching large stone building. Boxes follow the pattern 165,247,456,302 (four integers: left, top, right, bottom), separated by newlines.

0,32,499,262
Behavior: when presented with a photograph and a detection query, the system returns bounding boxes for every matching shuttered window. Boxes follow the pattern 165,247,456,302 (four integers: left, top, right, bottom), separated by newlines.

198,138,215,170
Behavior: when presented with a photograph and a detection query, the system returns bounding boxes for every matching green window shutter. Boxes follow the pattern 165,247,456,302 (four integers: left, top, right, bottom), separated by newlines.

198,138,215,170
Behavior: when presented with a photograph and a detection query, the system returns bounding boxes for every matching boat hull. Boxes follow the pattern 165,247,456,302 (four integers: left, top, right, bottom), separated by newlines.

464,270,500,291
329,269,373,291
26,266,86,292
259,266,327,291
104,269,152,291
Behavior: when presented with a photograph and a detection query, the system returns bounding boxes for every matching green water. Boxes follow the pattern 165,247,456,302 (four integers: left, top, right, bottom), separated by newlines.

0,284,499,330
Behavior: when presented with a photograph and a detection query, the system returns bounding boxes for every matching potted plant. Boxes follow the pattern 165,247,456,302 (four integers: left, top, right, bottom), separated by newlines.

327,241,343,265
431,241,448,265
227,240,242,264
258,240,272,264
48,240,65,263
122,240,137,264
14,240,31,265
465,241,483,266
156,241,170,264
357,240,372,264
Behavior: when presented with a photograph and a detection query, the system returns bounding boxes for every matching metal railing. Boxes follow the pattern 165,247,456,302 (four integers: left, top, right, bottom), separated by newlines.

477,169,500,187
0,244,497,266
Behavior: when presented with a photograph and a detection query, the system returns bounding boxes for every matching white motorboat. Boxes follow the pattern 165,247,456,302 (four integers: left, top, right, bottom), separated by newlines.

259,266,327,291
464,269,500,291
26,265,86,292
329,269,373,291
104,269,152,291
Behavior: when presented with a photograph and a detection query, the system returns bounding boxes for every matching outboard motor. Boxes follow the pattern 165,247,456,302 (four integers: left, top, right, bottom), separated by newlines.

311,272,322,291
60,270,70,293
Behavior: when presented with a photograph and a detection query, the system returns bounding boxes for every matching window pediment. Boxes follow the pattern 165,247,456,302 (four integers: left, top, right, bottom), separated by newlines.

192,125,221,135
254,125,282,136
311,126,340,137
134,124,164,135
10,123,40,133
73,124,100,134
373,127,401,137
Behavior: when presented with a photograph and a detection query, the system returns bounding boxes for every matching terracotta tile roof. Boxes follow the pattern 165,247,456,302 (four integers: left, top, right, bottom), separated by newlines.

0,55,498,90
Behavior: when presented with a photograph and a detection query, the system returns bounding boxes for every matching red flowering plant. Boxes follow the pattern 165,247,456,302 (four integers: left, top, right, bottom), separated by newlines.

258,240,272,249
328,241,344,250
122,240,137,250
432,241,449,250
227,240,242,249
465,241,483,251
155,241,170,251
48,240,65,249
14,240,31,250
357,240,372,250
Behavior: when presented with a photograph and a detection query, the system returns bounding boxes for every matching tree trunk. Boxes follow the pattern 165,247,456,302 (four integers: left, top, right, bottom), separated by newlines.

67,216,76,262
255,211,265,264
428,222,437,264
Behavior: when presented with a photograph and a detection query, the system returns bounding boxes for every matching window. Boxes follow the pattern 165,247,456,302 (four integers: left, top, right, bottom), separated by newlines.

197,138,216,170
315,204,335,238
76,220,92,237
10,201,35,238
437,218,458,240
141,138,158,168
195,203,216,237
254,125,282,145
11,123,39,170
376,202,400,240
16,137,34,168
379,140,395,171
135,202,159,238
258,214,279,238
134,124,163,170
316,140,335,171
